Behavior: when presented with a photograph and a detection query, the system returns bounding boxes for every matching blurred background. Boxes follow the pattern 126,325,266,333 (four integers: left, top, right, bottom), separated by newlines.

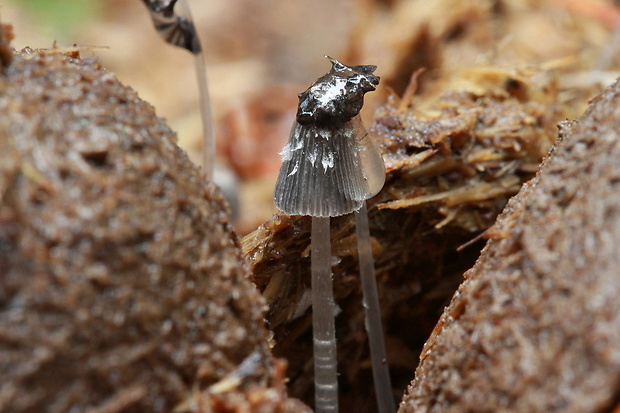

2,0,618,233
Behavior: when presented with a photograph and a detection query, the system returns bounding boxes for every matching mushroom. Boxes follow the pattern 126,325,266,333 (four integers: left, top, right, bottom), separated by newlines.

274,56,395,413
140,0,215,180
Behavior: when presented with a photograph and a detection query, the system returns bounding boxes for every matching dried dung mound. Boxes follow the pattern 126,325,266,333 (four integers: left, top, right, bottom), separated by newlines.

0,47,305,412
242,64,582,410
400,78,620,412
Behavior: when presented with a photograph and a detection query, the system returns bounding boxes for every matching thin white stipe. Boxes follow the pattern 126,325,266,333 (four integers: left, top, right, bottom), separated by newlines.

195,52,215,180
311,216,339,413
177,0,215,181
355,202,395,413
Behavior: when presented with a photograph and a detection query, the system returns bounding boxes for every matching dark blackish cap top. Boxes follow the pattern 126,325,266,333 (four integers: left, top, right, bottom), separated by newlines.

141,0,202,54
296,56,379,127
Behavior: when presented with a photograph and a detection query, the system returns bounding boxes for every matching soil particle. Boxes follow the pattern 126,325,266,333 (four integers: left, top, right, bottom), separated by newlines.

400,78,620,412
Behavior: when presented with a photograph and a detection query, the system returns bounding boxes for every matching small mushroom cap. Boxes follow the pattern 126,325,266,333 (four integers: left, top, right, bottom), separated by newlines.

142,0,202,54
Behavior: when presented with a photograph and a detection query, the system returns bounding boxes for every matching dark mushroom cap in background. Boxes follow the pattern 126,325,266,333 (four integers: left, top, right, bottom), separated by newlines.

0,45,306,412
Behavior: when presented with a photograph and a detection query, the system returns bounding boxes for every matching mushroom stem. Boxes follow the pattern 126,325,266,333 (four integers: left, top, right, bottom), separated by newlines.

311,216,339,413
355,202,395,413
141,0,215,180
193,51,215,180
274,57,385,412
176,0,215,179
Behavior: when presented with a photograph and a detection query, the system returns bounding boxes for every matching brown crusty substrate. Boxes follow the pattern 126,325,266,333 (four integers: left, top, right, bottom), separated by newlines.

400,79,620,412
0,48,306,412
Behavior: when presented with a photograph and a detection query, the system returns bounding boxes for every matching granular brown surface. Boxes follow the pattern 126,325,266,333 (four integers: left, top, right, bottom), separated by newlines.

0,48,305,412
400,78,620,412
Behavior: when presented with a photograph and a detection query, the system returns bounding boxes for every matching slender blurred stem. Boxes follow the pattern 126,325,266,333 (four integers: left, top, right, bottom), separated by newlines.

178,0,215,180
355,202,395,413
311,216,339,413
194,52,215,180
